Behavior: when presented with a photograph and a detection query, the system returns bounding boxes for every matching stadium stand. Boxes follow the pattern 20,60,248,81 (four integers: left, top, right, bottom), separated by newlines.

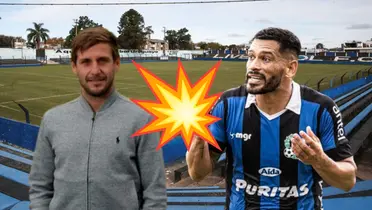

0,48,201,67
194,50,372,65
0,59,42,65
1,46,372,66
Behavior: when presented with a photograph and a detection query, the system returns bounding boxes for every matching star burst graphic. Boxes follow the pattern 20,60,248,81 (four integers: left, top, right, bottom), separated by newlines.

130,59,223,151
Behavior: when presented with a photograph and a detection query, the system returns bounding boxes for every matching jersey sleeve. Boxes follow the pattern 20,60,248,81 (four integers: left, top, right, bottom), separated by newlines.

319,100,353,161
208,97,228,154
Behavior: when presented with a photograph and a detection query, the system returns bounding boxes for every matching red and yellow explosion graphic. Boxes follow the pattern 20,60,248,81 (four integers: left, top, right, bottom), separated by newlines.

130,59,223,151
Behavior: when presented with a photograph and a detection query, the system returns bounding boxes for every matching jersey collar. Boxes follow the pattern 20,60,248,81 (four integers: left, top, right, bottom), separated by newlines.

79,89,119,113
244,81,301,115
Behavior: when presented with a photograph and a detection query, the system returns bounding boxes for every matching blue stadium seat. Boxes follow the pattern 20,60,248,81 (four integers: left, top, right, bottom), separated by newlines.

167,206,224,210
345,103,372,137
324,196,372,210
167,189,225,194
0,150,32,165
9,201,30,210
323,180,372,197
0,165,29,186
339,87,372,111
326,52,336,57
0,193,19,210
168,196,225,203
0,143,33,157
334,83,371,103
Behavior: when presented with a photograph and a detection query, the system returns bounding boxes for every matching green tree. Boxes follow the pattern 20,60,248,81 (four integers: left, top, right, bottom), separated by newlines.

316,43,324,49
206,42,223,50
26,22,50,49
164,28,192,50
165,30,178,50
117,9,153,49
176,28,192,50
64,16,102,48
0,35,25,48
196,41,208,50
228,44,237,50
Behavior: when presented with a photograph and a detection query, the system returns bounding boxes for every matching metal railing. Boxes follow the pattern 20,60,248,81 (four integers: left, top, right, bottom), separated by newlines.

305,67,372,91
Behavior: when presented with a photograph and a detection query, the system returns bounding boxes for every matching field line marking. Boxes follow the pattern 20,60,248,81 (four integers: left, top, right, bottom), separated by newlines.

15,79,68,85
0,92,79,105
0,80,71,89
0,105,43,119
0,84,148,105
1,71,77,80
0,84,148,119
1,71,144,86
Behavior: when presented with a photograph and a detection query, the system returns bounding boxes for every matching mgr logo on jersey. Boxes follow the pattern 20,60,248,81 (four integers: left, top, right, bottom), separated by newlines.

230,132,252,141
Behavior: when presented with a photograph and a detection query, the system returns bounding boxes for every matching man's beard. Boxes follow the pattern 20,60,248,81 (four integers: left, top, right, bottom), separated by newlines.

245,70,283,94
80,75,114,97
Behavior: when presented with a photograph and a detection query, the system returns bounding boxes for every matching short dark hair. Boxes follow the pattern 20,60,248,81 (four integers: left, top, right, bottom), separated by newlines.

250,27,301,57
71,26,120,64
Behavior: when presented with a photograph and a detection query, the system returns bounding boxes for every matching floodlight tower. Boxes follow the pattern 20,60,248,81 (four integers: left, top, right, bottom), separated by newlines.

74,19,79,36
162,26,166,56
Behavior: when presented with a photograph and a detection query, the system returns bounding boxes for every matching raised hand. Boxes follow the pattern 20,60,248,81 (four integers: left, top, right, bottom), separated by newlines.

291,126,326,166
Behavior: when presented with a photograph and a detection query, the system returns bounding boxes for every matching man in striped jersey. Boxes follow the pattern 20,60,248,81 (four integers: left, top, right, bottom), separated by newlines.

186,27,357,210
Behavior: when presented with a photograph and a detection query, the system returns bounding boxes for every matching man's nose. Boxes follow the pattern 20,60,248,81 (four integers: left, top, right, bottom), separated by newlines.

90,61,100,73
247,58,261,72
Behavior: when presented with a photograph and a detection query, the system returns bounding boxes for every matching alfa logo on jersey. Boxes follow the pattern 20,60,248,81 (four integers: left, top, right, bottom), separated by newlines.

235,179,309,198
283,134,298,160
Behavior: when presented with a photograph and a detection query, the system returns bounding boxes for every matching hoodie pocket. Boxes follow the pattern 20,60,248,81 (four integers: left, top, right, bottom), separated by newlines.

121,179,140,210
89,178,140,210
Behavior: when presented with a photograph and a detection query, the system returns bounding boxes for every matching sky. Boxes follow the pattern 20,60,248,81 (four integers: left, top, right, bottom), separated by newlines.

0,0,371,48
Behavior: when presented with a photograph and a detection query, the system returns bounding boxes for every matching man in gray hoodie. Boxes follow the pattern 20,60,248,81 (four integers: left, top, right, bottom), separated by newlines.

28,26,167,210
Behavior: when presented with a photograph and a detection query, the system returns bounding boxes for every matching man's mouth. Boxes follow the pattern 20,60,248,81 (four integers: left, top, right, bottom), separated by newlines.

248,73,264,80
248,75,262,80
87,78,106,82
247,72,265,85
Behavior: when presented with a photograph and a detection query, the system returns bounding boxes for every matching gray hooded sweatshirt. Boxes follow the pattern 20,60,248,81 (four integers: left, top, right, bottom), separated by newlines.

29,90,167,210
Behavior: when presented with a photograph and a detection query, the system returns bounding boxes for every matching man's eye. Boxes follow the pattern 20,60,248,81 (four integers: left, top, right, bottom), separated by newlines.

100,59,109,63
263,57,271,62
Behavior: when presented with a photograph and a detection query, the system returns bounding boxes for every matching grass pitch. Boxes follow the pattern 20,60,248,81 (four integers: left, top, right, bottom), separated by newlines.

0,60,369,126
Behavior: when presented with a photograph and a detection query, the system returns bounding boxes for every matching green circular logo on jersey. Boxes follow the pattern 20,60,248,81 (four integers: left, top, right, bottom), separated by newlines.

284,134,297,160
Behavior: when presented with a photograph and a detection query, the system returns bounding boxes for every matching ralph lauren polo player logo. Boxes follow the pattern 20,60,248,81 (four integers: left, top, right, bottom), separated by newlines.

116,137,120,143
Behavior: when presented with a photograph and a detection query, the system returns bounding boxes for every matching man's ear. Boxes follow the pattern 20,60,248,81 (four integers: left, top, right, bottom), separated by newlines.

285,59,298,79
114,57,120,73
71,61,77,75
